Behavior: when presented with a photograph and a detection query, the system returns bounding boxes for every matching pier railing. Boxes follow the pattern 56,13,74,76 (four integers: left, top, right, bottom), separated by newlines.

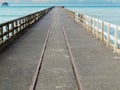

65,9,120,53
0,7,53,51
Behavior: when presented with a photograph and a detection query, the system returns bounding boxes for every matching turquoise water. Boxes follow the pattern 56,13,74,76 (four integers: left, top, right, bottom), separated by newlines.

0,6,49,24
66,6,120,26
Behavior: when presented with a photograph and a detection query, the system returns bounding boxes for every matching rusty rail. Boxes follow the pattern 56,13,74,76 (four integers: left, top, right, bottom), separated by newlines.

29,25,51,90
61,23,83,90
0,7,53,52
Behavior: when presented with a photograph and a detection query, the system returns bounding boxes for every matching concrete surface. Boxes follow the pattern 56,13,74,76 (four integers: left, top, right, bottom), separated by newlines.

36,8,77,90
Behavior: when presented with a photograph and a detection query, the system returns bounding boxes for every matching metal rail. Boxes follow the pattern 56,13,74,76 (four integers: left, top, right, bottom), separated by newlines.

29,25,51,90
61,23,82,90
0,7,53,52
64,8,120,53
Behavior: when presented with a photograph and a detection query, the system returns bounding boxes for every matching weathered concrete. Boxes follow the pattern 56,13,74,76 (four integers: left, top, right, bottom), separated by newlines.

0,9,52,90
61,8,120,90
36,8,77,90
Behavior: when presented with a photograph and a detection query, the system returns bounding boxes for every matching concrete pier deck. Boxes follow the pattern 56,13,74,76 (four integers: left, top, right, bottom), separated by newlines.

36,8,77,90
0,7,120,90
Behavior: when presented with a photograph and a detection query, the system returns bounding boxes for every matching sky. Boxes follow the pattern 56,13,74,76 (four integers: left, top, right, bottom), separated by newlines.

0,0,120,6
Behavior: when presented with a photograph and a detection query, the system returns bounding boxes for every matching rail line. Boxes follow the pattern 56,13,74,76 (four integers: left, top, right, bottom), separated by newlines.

29,22,82,90
61,23,83,90
29,25,51,90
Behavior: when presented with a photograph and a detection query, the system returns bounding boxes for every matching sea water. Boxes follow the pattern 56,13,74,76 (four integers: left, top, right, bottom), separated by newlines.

0,6,49,24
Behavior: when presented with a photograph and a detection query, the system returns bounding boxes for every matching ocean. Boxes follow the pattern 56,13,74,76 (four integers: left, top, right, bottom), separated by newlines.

0,6,49,24
66,6,120,26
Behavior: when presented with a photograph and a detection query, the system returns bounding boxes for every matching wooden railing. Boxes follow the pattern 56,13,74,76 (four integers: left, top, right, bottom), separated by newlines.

0,7,53,51
65,9,120,53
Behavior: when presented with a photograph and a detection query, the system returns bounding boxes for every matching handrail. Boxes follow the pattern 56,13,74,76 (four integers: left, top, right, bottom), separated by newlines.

64,8,120,53
0,7,53,51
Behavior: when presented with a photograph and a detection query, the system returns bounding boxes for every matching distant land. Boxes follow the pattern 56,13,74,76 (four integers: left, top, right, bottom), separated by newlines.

1,2,9,7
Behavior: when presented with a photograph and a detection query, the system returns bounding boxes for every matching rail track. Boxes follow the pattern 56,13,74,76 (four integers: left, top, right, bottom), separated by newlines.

29,25,51,90
29,22,82,90
61,23,82,90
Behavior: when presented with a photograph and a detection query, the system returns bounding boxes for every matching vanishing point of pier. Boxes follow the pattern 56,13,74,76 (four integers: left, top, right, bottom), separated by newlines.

0,7,120,90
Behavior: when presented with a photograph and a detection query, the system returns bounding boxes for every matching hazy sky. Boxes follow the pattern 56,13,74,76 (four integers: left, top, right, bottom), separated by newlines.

0,0,120,6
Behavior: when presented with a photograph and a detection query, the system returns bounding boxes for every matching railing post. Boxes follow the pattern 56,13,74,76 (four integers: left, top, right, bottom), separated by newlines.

75,12,79,22
0,27,3,44
114,26,118,53
96,19,99,38
84,16,86,26
6,24,9,39
31,15,34,24
83,16,86,27
28,16,30,25
21,19,24,29
101,21,104,42
25,17,28,27
88,17,90,30
93,18,95,35
36,13,39,20
81,15,85,27
19,20,22,31
11,22,14,37
107,23,110,46
31,15,33,24
90,17,92,32
94,19,97,36
15,21,18,34
23,18,25,28
27,17,29,25
87,17,89,30
38,13,40,19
